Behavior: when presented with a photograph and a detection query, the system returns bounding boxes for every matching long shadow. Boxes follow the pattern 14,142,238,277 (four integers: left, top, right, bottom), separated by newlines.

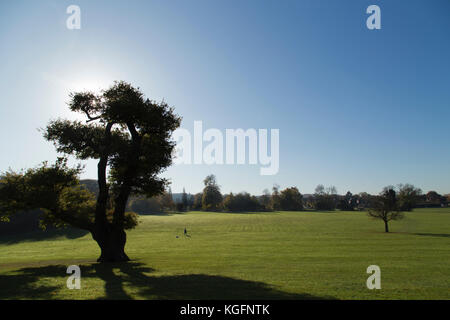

210,211,278,215
0,266,61,299
0,262,335,300
412,232,450,238
137,212,174,216
0,228,89,244
136,211,190,216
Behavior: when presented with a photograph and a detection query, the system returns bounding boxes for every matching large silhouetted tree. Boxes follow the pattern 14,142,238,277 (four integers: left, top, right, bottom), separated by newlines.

0,81,180,262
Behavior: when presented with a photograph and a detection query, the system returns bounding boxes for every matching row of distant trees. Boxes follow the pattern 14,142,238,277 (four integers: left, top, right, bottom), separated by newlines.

127,175,449,214
125,175,450,233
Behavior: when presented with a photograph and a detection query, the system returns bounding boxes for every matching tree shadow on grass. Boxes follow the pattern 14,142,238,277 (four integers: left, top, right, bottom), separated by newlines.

0,262,336,300
0,267,61,300
212,211,279,215
136,211,189,216
137,212,174,216
0,228,89,245
412,232,450,238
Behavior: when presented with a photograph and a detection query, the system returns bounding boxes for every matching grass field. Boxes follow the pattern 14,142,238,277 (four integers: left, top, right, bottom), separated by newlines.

0,208,449,300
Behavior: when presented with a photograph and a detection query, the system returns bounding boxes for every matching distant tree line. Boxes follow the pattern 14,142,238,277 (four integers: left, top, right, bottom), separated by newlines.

123,175,449,216
2,174,449,235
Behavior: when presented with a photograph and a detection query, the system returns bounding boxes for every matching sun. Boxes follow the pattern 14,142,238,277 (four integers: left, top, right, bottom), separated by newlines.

42,70,114,94
69,78,112,93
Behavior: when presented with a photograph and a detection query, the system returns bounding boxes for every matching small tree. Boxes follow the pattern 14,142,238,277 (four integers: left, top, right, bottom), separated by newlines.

368,187,404,233
223,192,261,212
129,196,163,214
201,174,222,211
181,187,188,211
279,187,303,211
192,193,203,210
337,191,356,211
159,188,176,212
259,189,272,211
271,184,281,210
313,184,337,210
397,184,422,211
357,192,377,209
0,158,102,229
223,192,236,211
426,191,442,203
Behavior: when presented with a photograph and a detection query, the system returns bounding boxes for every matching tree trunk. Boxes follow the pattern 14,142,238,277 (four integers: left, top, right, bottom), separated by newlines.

90,121,137,263
92,224,130,262
384,220,389,233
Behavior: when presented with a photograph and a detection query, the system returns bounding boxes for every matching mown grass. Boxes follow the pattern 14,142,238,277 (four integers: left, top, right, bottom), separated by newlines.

0,208,449,299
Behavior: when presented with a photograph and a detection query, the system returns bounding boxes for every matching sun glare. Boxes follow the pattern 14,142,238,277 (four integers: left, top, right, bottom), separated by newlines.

69,78,112,93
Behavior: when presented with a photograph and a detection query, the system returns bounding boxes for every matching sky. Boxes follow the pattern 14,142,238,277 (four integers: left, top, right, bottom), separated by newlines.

0,0,449,196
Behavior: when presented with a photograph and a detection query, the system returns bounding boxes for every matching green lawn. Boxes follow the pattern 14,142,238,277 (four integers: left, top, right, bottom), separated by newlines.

0,208,449,299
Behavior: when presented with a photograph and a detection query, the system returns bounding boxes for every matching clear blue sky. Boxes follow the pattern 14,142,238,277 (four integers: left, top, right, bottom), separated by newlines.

1,0,449,195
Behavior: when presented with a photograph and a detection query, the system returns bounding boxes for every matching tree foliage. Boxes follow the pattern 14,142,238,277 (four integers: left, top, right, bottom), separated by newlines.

279,187,303,211
337,191,356,211
201,175,222,211
259,189,272,211
270,184,281,211
313,184,337,210
368,187,404,232
223,192,262,212
397,184,422,211
192,193,203,210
